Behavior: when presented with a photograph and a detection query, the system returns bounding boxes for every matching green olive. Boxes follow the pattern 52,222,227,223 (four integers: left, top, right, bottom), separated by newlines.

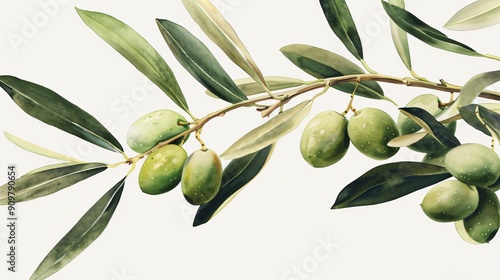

421,180,479,223
347,108,399,160
181,149,222,205
444,143,500,187
455,187,500,244
397,94,456,154
300,110,349,167
127,109,190,153
138,144,188,195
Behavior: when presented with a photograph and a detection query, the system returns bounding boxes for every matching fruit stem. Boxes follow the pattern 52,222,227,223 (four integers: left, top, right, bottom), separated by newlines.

475,105,498,149
196,128,207,151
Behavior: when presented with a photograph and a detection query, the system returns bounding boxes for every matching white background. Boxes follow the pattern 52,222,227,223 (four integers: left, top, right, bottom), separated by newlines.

1,0,500,279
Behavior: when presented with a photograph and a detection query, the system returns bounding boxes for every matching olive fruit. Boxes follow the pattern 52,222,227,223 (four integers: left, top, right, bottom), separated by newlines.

181,149,222,205
397,94,456,154
300,111,349,167
347,108,399,160
421,180,479,223
421,147,452,167
444,143,500,187
138,144,188,195
127,109,190,153
455,187,500,244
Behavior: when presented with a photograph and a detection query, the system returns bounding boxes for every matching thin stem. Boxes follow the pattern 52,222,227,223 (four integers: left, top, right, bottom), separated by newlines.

360,59,378,74
483,53,500,62
410,69,428,81
124,73,500,166
475,105,498,149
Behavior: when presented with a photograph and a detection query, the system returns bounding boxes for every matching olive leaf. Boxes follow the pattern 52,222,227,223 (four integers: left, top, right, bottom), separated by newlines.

388,0,412,70
399,107,461,148
280,44,387,101
445,0,500,31
182,0,266,87
156,18,247,104
0,163,107,204
0,75,123,153
319,0,363,60
206,76,305,98
221,100,312,159
25,162,84,175
459,104,493,137
194,144,275,226
477,104,500,139
75,8,189,114
382,1,483,57
332,162,451,209
457,70,500,107
4,131,83,163
387,131,427,148
30,177,126,280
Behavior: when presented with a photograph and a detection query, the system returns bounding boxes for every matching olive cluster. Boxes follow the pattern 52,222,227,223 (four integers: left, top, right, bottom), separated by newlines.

127,109,222,205
300,107,400,168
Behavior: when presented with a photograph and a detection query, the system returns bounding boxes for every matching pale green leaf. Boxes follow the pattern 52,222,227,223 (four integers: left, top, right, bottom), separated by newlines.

457,70,500,107
206,76,305,98
388,0,412,70
4,131,83,163
221,100,312,159
182,0,266,87
445,0,500,31
387,131,427,147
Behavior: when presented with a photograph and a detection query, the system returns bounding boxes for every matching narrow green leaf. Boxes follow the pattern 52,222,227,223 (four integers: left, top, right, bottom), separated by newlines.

382,1,483,57
388,0,412,70
156,18,247,104
319,0,363,60
459,104,492,137
399,107,461,148
478,104,500,139
25,162,84,175
0,163,107,204
30,177,125,280
280,44,386,100
0,76,123,153
194,144,275,226
332,162,451,209
445,0,500,31
76,8,189,113
221,100,312,159
182,0,266,87
4,131,83,163
457,70,500,107
206,76,305,98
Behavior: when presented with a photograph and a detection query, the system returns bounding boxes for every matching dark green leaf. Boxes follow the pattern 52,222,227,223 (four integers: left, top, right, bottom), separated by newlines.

332,162,451,209
478,104,500,139
76,8,190,114
399,107,461,148
382,1,483,57
30,177,125,280
194,144,275,226
459,104,492,137
319,0,363,60
220,100,312,159
457,70,500,107
0,163,107,204
0,76,123,153
156,18,247,104
280,44,386,100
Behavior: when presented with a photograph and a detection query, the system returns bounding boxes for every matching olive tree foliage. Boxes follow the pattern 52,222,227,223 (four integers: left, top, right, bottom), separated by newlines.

2,0,500,278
